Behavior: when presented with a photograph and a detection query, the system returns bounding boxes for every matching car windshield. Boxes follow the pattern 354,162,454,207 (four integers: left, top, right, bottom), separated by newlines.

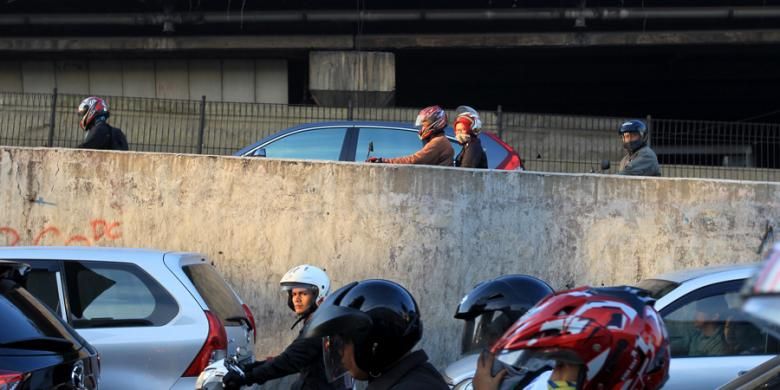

635,278,680,300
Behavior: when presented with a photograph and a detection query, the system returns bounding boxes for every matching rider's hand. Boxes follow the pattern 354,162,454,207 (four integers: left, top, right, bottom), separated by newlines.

222,370,247,390
366,157,384,163
472,350,506,390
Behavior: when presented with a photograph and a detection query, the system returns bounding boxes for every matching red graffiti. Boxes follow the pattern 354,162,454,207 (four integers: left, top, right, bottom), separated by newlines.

0,219,123,247
33,226,62,245
65,235,90,245
91,220,122,241
0,227,20,246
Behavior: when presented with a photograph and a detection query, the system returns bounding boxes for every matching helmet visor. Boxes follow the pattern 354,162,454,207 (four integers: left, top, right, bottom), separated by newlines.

490,349,557,390
281,282,317,292
461,311,517,355
322,335,350,383
414,114,425,129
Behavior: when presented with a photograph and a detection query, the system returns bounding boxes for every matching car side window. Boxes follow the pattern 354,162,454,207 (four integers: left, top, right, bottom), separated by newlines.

662,280,779,358
64,261,178,328
262,127,348,161
355,127,424,161
25,268,62,317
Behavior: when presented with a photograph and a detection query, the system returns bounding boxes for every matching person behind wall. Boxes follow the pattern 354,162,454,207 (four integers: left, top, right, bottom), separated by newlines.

77,96,129,151
453,105,488,169
222,265,348,390
366,105,454,166
617,119,660,176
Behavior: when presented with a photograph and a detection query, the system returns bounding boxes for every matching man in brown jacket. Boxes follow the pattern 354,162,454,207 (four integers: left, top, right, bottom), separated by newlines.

367,105,454,166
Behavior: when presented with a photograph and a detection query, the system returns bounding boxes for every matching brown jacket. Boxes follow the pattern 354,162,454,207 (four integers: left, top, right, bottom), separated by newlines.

384,134,454,166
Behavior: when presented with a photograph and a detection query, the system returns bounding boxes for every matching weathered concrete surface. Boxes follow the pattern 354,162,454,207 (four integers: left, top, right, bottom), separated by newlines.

1,147,778,373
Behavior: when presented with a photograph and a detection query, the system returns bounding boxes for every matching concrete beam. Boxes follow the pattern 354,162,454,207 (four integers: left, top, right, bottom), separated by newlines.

0,35,354,52
358,29,780,49
2,30,780,53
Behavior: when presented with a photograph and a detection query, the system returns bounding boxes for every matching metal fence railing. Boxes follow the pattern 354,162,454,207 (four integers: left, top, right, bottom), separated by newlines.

1,89,778,182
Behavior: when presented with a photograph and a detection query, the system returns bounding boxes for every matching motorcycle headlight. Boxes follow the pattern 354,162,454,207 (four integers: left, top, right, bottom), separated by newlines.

195,367,224,390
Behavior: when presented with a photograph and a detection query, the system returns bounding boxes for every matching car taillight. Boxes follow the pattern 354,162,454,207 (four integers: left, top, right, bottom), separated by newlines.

0,370,23,386
242,303,257,343
182,311,227,377
503,154,524,170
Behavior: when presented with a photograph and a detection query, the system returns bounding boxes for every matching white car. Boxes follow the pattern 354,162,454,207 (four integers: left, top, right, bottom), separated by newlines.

0,246,257,390
444,264,778,389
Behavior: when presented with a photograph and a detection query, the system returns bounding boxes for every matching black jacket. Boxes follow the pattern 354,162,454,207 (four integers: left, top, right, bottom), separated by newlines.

455,137,488,169
248,330,346,390
367,350,449,390
79,121,128,150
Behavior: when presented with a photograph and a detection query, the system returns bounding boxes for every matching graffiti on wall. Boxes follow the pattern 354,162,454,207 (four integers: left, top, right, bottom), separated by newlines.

0,219,122,246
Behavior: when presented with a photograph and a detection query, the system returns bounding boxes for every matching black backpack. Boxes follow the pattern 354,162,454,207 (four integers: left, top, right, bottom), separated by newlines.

110,126,129,151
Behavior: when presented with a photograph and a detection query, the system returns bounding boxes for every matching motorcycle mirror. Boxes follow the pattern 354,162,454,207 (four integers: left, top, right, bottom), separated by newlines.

366,141,374,161
600,159,611,171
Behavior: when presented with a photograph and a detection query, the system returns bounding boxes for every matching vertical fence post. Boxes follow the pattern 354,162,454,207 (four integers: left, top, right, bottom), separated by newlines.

47,88,58,147
348,98,354,120
645,114,653,147
197,95,206,154
497,105,503,140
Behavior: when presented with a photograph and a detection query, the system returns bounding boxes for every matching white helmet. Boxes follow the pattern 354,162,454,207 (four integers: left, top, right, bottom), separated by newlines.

280,264,331,307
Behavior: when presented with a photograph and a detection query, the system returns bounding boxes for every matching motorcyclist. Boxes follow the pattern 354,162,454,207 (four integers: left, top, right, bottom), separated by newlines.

453,106,488,169
473,286,670,390
77,96,129,150
222,265,346,390
617,119,660,176
302,279,449,390
367,105,454,166
445,275,554,388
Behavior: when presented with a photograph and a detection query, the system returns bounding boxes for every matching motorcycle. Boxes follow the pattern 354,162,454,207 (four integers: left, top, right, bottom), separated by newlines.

195,354,249,390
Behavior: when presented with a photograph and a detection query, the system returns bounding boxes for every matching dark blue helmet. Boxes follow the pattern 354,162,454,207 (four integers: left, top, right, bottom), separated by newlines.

619,119,647,137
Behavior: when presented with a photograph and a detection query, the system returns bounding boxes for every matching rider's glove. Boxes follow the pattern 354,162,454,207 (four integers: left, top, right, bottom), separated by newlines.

366,157,384,163
222,370,246,390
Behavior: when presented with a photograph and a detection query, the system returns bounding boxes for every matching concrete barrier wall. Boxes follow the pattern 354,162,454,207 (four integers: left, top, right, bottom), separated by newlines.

1,146,779,375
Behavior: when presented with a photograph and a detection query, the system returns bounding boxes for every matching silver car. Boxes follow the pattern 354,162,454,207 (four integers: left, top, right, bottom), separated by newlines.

444,264,779,389
0,246,257,390
637,263,777,389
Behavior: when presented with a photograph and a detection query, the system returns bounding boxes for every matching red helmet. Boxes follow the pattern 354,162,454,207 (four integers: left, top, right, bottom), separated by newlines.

491,286,670,390
414,105,447,141
454,105,482,136
78,96,110,130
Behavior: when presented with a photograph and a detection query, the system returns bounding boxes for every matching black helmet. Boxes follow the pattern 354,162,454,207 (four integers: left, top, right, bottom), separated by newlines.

454,274,553,355
618,119,648,137
302,279,422,377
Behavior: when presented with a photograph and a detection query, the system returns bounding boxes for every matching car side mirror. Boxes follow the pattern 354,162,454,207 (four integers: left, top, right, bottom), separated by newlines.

600,159,611,171
252,148,267,158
